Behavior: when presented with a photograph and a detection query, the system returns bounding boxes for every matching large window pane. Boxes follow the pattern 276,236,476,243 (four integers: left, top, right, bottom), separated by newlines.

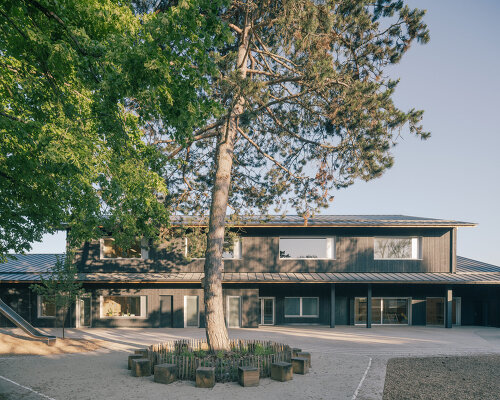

285,297,300,316
101,238,141,259
302,298,318,316
279,238,334,259
372,299,382,324
186,235,241,259
382,299,408,324
355,298,367,324
102,296,141,317
374,238,418,259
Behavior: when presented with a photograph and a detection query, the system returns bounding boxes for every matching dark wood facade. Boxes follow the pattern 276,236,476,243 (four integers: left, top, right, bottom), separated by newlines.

75,227,454,274
3,222,499,330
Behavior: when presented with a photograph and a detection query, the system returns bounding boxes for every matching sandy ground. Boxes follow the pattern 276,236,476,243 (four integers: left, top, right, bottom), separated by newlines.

0,326,500,400
383,355,500,400
0,330,103,356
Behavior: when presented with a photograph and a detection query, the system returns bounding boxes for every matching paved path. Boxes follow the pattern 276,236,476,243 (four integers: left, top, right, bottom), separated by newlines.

1,326,500,400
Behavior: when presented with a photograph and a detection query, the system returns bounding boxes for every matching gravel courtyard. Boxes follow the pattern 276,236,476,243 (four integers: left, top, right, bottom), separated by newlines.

1,326,500,400
383,355,500,400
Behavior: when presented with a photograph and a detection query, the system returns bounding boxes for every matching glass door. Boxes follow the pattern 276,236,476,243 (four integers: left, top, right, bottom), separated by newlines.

227,296,241,328
426,297,445,326
259,297,275,325
184,296,199,327
77,296,91,328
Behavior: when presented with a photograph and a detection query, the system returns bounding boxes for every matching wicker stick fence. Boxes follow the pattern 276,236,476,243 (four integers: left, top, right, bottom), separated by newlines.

148,339,291,382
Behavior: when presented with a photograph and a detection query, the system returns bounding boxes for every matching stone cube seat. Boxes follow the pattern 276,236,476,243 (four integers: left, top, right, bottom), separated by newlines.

271,362,293,382
154,363,177,384
131,358,151,377
291,357,309,375
291,348,302,357
297,352,311,367
128,354,143,370
196,366,215,388
134,349,148,358
238,366,259,387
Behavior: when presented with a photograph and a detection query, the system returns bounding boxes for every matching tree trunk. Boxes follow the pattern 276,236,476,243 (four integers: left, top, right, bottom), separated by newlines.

204,20,250,352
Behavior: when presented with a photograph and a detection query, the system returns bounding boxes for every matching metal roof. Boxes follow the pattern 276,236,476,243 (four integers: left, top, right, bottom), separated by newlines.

456,256,500,273
2,253,499,284
172,215,476,228
0,254,64,274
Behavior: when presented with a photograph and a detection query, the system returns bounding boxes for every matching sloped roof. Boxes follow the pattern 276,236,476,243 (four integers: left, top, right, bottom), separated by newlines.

1,253,499,284
172,215,475,227
0,254,64,275
456,256,500,273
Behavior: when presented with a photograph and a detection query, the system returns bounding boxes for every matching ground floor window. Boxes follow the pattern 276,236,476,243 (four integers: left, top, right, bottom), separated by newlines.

426,297,461,326
184,295,199,327
37,295,56,318
284,297,319,317
355,297,410,325
99,295,146,318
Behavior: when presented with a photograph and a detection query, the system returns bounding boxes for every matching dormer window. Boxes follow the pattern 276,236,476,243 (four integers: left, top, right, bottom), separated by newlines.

279,237,335,259
100,238,148,259
185,236,242,260
374,237,421,260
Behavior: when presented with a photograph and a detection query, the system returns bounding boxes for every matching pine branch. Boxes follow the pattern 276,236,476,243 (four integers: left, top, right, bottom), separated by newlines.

237,126,300,179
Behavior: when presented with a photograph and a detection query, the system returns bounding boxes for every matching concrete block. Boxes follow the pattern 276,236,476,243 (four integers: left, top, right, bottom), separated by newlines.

154,363,177,384
128,354,143,370
238,366,259,387
291,357,309,375
291,348,302,357
134,349,148,358
271,362,293,382
297,352,311,367
131,358,151,377
196,366,215,388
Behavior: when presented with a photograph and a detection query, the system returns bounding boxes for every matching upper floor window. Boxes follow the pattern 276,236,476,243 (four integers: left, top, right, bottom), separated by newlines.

279,237,335,259
374,237,421,260
100,238,148,259
185,236,242,260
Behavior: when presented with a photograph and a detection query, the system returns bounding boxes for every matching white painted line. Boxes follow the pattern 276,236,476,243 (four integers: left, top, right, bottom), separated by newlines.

0,375,56,400
351,357,372,400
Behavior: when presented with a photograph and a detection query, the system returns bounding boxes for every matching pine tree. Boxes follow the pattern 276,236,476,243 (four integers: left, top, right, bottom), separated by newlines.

155,0,430,350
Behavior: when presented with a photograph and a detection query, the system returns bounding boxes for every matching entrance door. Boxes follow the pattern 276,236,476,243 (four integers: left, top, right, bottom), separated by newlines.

184,296,199,327
426,297,461,326
426,297,444,325
227,296,241,328
77,296,91,328
159,295,172,328
259,297,275,325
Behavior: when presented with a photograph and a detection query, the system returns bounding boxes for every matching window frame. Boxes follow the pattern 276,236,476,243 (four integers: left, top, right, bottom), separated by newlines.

37,295,56,319
99,295,147,319
99,238,148,260
354,297,412,325
184,237,242,260
284,297,319,318
373,237,422,260
184,295,200,327
278,237,336,260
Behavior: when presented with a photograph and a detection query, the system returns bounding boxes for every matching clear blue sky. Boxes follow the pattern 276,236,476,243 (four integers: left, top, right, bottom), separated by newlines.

29,0,500,265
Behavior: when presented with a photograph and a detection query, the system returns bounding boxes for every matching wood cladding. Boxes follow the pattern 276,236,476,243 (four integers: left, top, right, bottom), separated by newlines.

75,227,453,274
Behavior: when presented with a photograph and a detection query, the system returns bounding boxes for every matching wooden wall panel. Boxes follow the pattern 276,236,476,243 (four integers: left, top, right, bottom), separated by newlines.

74,227,453,274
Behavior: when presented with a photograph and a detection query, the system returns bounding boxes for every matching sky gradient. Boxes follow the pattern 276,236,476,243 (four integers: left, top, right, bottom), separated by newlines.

28,0,500,265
